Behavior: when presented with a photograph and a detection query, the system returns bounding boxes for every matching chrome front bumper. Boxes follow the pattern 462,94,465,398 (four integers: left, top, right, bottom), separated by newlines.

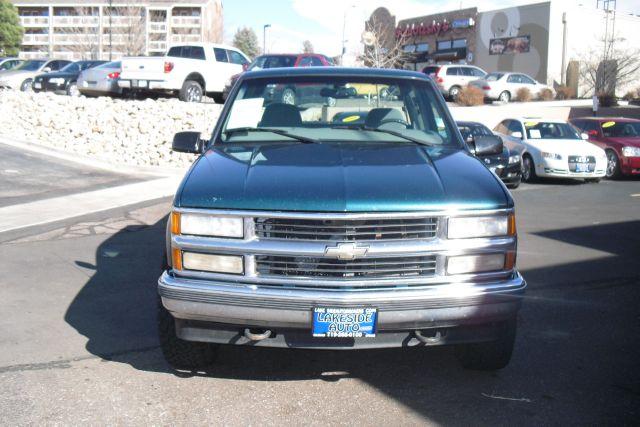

158,271,526,330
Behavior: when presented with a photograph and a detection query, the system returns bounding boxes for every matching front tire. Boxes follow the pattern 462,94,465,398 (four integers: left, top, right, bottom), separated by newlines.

179,80,203,103
498,91,511,103
67,82,80,97
522,154,537,182
586,178,601,183
605,149,621,179
158,296,218,370
449,85,461,101
455,317,517,370
20,79,33,92
506,179,521,189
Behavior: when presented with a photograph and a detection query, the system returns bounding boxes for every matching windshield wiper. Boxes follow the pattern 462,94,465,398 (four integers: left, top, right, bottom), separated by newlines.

330,125,434,147
223,127,318,144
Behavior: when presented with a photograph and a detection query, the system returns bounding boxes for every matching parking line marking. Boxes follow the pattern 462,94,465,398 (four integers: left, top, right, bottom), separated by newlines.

631,194,640,197
0,177,180,233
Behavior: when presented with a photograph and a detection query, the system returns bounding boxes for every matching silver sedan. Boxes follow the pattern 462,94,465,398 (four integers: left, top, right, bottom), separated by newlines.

77,61,124,97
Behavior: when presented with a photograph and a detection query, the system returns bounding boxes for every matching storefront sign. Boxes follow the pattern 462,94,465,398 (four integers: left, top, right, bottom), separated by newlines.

452,17,474,29
395,20,451,38
489,35,531,55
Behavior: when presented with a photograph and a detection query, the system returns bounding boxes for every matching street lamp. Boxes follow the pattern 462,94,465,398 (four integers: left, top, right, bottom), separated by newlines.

263,24,271,54
341,5,355,65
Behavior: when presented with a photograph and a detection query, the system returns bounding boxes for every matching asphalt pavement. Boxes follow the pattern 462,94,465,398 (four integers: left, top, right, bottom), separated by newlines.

0,164,639,424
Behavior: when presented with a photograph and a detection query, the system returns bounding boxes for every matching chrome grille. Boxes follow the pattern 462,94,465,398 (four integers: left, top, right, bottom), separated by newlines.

254,217,438,241
255,255,437,279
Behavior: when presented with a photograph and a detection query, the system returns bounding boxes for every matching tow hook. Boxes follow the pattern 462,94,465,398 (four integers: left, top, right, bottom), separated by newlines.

243,328,272,341
414,329,446,344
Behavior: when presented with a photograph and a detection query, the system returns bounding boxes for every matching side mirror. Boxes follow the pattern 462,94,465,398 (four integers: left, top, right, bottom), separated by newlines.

511,131,523,139
172,131,205,153
474,135,504,156
581,133,589,140
42,67,51,73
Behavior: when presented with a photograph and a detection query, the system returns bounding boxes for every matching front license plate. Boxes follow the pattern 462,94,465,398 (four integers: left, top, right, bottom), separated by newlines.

34,82,42,89
575,163,589,172
312,307,377,338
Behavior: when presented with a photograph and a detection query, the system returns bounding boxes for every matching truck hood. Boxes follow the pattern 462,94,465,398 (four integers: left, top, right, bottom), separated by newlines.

176,142,511,212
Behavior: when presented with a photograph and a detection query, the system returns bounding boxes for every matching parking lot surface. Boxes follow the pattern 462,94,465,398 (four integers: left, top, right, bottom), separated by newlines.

1,179,639,425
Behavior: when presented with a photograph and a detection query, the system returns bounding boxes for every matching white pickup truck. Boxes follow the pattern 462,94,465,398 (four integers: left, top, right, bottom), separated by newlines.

118,43,250,103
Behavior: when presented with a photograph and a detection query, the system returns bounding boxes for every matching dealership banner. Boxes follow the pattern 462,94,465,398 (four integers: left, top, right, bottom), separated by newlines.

489,35,530,55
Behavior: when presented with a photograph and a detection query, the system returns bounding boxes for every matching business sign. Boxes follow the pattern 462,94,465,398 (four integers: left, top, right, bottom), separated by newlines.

452,17,475,29
489,35,531,55
396,20,451,38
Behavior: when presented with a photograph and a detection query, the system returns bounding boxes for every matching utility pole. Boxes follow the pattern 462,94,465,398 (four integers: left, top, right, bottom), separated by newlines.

263,24,271,54
561,12,567,85
596,0,617,93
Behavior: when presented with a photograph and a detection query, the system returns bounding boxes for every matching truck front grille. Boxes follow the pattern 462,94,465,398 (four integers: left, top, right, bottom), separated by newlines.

254,217,438,241
255,255,437,279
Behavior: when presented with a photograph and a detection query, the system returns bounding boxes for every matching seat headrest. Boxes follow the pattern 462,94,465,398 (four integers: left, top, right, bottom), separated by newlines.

259,103,302,127
365,108,405,128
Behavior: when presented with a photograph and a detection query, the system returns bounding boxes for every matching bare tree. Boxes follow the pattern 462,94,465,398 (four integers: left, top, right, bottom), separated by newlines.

361,14,408,68
106,3,146,57
578,34,640,96
302,40,314,54
58,7,101,60
203,0,223,43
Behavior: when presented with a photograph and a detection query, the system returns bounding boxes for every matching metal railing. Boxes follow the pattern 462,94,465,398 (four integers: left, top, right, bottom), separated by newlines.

19,16,50,26
22,34,50,44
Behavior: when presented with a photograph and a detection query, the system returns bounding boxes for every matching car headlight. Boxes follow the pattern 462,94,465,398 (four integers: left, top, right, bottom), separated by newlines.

508,154,521,164
541,152,562,160
622,146,640,157
171,212,244,238
448,214,515,239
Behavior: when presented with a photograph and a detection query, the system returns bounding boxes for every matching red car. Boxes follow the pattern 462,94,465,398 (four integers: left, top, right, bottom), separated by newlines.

222,53,334,101
570,117,640,178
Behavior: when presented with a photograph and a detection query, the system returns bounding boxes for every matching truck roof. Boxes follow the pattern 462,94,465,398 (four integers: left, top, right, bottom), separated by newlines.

241,67,429,80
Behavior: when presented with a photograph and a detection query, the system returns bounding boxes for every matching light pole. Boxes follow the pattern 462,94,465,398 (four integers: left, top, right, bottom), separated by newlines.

263,24,271,54
340,5,355,65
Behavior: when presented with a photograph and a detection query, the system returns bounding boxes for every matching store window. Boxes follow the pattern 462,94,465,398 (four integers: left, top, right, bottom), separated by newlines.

452,39,467,48
403,44,416,53
437,40,452,51
416,43,429,52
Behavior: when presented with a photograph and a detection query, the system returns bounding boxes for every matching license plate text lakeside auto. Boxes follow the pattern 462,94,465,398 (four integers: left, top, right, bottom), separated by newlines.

312,307,377,338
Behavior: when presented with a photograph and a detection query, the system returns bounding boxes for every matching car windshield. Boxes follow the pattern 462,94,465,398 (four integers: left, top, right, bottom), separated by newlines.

15,60,46,71
250,56,298,70
96,61,121,69
601,121,640,138
458,124,492,140
219,76,457,147
524,121,581,140
61,62,83,73
486,73,504,81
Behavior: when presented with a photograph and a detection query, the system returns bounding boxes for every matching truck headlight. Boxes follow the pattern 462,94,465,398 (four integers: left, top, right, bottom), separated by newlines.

541,152,562,160
622,146,640,157
448,214,515,239
447,254,506,275
181,252,244,274
508,154,521,164
171,212,244,238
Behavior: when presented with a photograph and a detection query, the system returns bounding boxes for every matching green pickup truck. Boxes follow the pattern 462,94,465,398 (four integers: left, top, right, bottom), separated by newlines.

158,67,525,371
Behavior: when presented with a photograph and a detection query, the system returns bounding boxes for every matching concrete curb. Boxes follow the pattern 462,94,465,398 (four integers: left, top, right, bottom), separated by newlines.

0,134,191,177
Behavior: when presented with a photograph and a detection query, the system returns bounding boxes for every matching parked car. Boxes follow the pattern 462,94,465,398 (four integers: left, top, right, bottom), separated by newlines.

118,43,250,103
471,72,553,103
494,117,607,182
0,58,23,72
422,64,487,100
222,53,334,101
77,61,124,97
0,59,71,91
457,121,523,188
32,60,106,96
570,117,640,178
158,67,526,372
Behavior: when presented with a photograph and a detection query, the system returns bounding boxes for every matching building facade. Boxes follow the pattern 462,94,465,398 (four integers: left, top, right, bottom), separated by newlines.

11,0,223,60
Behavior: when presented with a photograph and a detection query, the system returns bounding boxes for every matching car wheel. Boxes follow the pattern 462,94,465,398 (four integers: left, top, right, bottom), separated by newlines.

506,180,520,189
449,85,461,101
179,80,203,103
586,178,601,183
20,79,33,92
455,316,517,370
522,155,537,182
605,149,621,179
498,91,511,103
67,82,80,97
281,87,296,105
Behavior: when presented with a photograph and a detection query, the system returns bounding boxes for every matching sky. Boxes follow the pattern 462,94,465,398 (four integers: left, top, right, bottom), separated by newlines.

223,0,640,60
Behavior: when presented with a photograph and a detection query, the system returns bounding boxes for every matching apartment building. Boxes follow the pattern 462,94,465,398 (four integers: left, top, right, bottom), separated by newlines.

11,0,223,60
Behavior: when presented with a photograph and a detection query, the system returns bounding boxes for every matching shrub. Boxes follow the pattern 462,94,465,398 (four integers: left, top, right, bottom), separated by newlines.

455,85,485,106
538,88,554,101
597,92,618,107
622,87,639,101
555,85,576,100
515,87,532,102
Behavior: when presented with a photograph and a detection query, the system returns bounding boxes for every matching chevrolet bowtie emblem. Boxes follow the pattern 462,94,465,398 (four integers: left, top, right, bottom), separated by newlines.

324,243,369,260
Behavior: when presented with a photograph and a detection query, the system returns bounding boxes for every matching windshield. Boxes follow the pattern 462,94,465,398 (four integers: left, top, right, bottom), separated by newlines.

458,123,492,140
250,55,298,70
601,120,640,138
219,76,457,147
96,61,120,69
524,121,581,140
61,62,82,73
486,73,504,81
15,60,46,71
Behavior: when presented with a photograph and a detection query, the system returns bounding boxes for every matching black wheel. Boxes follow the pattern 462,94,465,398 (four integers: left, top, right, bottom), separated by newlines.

586,178,601,183
498,91,511,103
20,79,33,92
179,80,203,103
506,179,520,189
455,317,517,371
67,82,80,97
448,85,461,101
158,298,218,370
281,87,296,105
212,92,225,104
605,149,620,179
522,155,537,182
